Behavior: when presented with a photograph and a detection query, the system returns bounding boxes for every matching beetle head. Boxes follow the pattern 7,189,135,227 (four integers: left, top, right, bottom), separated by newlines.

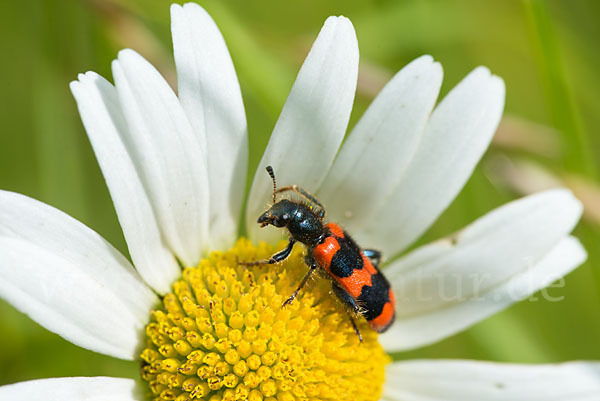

257,199,296,228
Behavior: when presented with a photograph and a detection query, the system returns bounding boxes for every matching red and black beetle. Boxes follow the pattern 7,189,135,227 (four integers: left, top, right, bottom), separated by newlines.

242,166,395,341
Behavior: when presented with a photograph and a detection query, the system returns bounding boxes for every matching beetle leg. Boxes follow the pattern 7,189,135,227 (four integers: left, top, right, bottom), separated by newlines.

362,249,382,268
331,283,363,342
282,255,318,307
347,314,363,343
239,238,296,266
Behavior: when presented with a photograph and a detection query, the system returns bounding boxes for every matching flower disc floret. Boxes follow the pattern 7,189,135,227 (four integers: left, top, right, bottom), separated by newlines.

140,239,389,401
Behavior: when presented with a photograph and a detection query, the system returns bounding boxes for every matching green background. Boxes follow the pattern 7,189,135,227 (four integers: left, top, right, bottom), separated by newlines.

0,0,599,385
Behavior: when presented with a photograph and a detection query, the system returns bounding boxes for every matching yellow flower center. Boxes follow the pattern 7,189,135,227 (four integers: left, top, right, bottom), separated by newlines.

140,239,389,401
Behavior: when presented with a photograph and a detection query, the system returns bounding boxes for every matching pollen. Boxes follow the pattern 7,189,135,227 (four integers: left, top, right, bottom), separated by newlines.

140,239,389,401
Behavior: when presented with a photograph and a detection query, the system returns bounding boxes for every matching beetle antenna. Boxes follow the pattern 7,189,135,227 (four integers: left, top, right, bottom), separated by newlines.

266,166,277,203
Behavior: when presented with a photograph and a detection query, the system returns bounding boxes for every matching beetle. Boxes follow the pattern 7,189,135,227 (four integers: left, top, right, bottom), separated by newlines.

241,166,395,341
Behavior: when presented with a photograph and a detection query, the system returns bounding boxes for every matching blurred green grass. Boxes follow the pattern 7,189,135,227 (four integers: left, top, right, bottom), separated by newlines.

1,0,599,385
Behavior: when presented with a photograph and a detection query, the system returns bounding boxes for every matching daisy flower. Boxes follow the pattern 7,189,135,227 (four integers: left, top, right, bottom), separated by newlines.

1,2,599,400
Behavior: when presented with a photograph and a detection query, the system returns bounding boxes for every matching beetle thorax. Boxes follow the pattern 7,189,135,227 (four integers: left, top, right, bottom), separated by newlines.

286,203,324,246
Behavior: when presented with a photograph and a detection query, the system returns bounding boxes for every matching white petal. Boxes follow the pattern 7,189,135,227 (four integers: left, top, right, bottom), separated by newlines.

0,377,140,401
383,360,600,401
319,56,442,232
357,67,505,257
380,236,585,352
0,191,158,360
380,189,584,352
70,72,180,295
112,49,209,266
171,3,248,250
246,16,359,242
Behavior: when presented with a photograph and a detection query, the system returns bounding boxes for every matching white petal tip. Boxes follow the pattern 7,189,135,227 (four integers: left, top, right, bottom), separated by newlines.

71,73,93,91
325,15,347,22
69,80,80,93
71,72,113,101
70,76,88,96
75,71,101,85
468,66,505,91
490,74,506,95
117,48,141,63
473,68,490,84
323,15,354,31
182,2,206,12
551,188,584,219
111,58,121,72
415,54,434,64
565,236,588,265
471,65,492,77
172,2,204,16
173,2,215,29
543,187,582,208
415,55,443,75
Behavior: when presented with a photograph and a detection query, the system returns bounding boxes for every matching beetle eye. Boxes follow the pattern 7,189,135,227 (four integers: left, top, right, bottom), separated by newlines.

272,214,289,227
